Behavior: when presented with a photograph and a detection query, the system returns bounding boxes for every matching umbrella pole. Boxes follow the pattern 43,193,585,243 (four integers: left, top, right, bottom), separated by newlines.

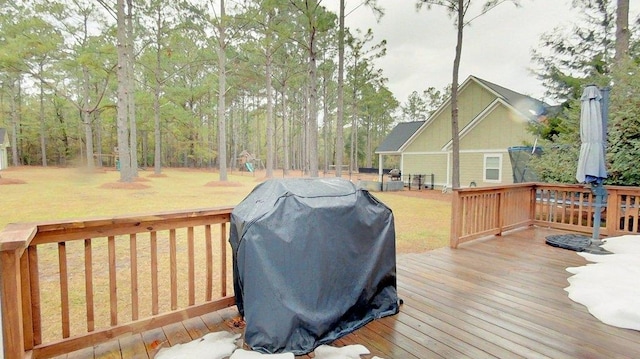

591,182,607,242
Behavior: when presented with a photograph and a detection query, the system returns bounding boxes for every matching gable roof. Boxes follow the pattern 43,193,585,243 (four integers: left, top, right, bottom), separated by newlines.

375,121,425,154
474,77,548,120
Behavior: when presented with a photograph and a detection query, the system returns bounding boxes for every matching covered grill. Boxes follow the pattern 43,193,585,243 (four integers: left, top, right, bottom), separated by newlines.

229,178,399,354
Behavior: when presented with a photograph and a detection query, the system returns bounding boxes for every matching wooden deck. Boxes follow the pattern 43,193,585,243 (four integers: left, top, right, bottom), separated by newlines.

58,227,640,359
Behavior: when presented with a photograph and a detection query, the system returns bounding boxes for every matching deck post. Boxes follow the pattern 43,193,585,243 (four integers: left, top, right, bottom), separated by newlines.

605,187,619,236
1,249,25,359
450,189,462,248
529,185,538,225
497,191,504,236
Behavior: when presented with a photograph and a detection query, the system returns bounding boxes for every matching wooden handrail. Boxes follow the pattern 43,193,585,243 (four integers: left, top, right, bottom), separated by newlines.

1,206,235,359
450,183,640,248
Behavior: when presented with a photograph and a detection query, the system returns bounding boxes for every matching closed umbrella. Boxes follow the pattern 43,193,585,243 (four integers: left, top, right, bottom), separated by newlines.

576,85,607,241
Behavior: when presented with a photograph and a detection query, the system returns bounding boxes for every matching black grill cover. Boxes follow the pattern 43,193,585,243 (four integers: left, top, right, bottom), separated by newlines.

229,178,399,354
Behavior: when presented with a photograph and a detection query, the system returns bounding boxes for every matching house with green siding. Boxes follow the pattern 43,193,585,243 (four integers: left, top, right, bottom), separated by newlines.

375,75,550,189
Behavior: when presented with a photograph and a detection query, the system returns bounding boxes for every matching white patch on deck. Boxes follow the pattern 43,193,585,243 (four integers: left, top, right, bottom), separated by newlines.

313,344,370,358
153,330,385,359
155,331,240,359
565,235,640,330
229,349,294,358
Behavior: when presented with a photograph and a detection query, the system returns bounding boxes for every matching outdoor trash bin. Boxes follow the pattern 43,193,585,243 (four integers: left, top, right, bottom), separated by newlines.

229,178,399,355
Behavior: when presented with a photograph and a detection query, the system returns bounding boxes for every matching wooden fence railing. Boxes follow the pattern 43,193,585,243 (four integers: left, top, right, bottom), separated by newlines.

0,207,235,359
451,183,640,248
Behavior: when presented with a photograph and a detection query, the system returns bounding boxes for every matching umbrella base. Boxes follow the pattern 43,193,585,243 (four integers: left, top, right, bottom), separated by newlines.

545,234,611,254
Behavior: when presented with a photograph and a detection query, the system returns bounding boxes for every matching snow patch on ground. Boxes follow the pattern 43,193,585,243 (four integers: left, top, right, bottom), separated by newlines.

153,331,385,358
565,235,640,331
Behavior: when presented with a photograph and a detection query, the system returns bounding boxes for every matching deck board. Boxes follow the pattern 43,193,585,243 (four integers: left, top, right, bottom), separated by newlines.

118,334,148,359
71,227,640,359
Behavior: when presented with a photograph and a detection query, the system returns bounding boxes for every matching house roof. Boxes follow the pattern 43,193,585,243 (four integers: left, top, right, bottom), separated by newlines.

474,77,548,120
375,121,425,153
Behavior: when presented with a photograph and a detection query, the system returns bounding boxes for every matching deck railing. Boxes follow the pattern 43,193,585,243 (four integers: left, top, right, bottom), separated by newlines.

0,207,236,359
451,183,640,248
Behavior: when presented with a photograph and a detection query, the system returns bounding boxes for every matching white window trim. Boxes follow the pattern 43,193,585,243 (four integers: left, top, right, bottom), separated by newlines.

483,153,502,183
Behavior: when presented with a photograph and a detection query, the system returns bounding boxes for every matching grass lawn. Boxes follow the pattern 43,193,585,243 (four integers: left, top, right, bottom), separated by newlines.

0,166,452,253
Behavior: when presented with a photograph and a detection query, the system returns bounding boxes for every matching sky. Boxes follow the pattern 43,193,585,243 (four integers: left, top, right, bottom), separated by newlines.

325,0,640,106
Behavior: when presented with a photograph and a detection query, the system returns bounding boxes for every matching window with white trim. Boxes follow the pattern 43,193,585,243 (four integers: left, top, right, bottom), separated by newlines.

484,154,502,182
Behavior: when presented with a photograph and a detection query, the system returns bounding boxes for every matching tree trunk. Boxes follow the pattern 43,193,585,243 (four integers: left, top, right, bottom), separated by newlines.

153,76,162,174
282,85,290,175
127,0,138,176
9,78,19,166
82,65,94,170
307,15,319,177
323,70,329,174
615,0,630,64
450,0,464,190
366,116,372,168
335,0,345,177
231,105,238,169
39,71,47,167
116,0,132,182
217,0,228,181
153,6,162,175
265,32,274,178
94,105,102,168
351,79,358,175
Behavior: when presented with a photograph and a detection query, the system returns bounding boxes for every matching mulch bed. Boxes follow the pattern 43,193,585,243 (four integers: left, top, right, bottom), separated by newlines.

0,177,26,185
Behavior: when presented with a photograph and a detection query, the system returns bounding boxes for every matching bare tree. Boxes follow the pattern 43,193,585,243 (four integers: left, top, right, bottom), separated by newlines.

417,0,519,189
336,0,346,177
217,0,228,181
335,0,382,177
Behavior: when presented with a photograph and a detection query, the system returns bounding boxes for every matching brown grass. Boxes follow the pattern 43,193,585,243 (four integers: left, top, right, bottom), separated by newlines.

0,166,451,251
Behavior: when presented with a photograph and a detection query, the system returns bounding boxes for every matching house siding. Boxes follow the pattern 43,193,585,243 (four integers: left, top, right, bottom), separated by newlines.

405,81,497,153
460,104,534,151
460,152,484,186
403,153,448,186
458,151,514,187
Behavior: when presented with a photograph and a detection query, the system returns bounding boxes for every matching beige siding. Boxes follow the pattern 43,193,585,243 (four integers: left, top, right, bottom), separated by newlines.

402,153,448,186
404,105,452,152
460,104,535,151
457,81,498,130
404,80,498,153
459,151,515,187
459,152,484,187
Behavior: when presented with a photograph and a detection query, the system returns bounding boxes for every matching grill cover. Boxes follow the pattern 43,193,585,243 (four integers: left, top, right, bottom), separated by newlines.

229,178,398,354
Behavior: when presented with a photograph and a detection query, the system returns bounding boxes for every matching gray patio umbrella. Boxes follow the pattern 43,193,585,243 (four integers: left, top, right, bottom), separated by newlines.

576,85,608,241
